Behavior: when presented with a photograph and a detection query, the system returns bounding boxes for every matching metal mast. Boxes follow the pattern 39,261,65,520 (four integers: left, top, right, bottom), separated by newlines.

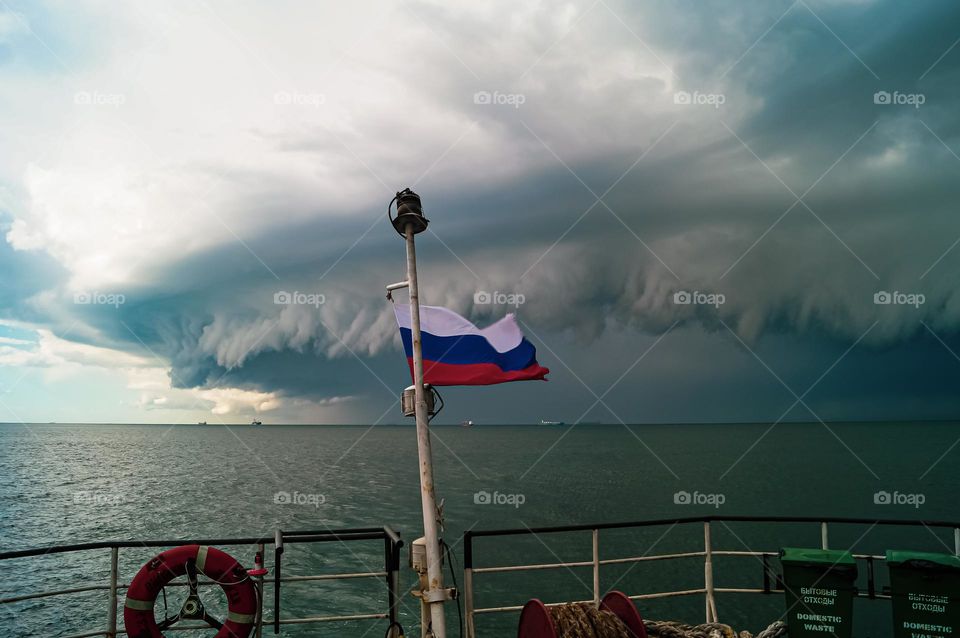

388,188,449,638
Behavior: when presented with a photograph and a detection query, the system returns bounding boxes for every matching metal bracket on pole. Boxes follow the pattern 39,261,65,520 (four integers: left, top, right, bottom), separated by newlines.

424,588,457,603
386,280,409,301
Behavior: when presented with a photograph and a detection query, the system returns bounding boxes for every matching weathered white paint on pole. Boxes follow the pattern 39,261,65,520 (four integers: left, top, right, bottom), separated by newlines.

405,223,448,638
704,522,717,623
592,529,600,607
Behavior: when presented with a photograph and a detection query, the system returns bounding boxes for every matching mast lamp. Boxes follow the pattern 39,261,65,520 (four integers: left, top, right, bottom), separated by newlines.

388,188,429,236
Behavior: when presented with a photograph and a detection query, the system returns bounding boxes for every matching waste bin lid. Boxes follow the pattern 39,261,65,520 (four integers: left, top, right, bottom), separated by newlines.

781,547,857,568
886,550,960,571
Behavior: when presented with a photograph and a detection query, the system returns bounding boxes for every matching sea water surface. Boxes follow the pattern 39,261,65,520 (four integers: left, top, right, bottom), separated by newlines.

0,422,958,637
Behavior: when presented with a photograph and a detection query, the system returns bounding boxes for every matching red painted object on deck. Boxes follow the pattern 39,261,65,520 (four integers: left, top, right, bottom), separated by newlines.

517,591,647,637
247,551,268,577
123,544,257,638
600,591,647,638
518,599,558,637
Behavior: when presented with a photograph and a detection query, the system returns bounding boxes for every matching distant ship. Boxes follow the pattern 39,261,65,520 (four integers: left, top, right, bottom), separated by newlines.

461,420,474,427
539,419,564,425
251,420,263,426
197,421,207,425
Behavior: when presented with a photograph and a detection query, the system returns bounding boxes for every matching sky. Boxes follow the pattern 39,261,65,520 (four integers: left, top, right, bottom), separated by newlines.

0,0,959,425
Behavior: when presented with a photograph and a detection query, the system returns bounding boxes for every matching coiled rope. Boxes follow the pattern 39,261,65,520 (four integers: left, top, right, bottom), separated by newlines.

543,603,788,638
644,620,788,638
549,603,634,638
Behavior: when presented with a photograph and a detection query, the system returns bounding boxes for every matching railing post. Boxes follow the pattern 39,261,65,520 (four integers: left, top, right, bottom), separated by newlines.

821,522,829,550
385,534,401,634
704,522,717,623
464,532,476,638
256,542,265,638
107,546,119,638
274,529,284,635
592,529,600,607
762,553,771,594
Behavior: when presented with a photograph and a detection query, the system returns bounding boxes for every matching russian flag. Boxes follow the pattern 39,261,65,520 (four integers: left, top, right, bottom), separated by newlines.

393,304,549,386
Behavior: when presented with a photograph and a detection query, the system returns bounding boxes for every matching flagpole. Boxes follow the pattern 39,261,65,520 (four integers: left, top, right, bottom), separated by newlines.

392,189,449,638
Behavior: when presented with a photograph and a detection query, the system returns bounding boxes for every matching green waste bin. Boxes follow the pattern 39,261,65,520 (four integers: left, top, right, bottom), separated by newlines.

887,550,960,638
780,547,858,638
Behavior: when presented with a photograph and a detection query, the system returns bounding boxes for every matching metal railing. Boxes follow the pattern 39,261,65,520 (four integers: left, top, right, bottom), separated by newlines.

0,526,403,637
462,515,960,638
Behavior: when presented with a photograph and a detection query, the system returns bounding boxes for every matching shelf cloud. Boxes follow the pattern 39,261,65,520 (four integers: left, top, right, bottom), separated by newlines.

1,0,959,423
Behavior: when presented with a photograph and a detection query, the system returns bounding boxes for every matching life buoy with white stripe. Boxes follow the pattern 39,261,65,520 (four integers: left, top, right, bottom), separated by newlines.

124,544,257,638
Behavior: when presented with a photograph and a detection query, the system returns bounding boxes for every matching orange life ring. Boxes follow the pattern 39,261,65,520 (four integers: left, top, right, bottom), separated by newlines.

124,544,257,638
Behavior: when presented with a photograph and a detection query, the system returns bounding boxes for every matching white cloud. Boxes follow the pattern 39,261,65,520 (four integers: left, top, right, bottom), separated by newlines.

2,0,702,293
0,329,149,370
131,367,358,422
0,10,29,43
128,366,280,416
0,326,346,421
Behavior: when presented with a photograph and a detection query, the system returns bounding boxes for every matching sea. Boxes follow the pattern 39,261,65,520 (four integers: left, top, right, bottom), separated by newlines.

0,421,958,637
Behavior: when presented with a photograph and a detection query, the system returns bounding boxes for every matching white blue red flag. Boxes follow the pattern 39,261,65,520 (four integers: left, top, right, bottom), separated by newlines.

393,304,549,386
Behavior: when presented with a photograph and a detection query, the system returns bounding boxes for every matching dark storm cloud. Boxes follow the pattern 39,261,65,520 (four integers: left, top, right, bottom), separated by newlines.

3,0,960,421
